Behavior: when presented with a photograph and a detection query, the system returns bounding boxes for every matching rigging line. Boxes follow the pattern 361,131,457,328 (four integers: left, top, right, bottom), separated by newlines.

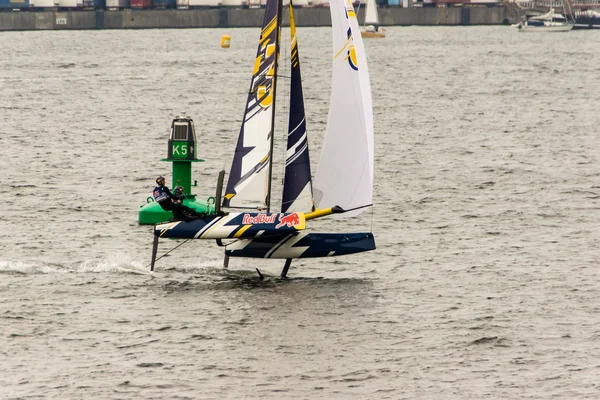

204,92,219,123
334,37,353,59
370,203,375,232
281,191,314,209
145,239,190,269
343,203,373,213
227,205,267,210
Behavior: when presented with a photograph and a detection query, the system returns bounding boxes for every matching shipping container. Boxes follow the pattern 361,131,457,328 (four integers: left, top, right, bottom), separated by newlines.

153,0,175,8
0,0,30,8
188,0,221,6
30,0,58,7
106,0,128,8
131,0,152,7
82,0,105,7
58,0,83,7
221,0,243,6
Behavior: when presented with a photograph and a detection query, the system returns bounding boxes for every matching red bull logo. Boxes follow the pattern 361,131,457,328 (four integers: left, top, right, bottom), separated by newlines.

276,212,301,229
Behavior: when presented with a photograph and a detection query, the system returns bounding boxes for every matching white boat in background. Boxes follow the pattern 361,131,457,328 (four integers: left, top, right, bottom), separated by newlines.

361,0,386,38
574,10,600,29
518,7,574,32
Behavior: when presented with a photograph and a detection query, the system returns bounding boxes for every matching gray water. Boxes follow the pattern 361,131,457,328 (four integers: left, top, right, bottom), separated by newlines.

1,26,599,399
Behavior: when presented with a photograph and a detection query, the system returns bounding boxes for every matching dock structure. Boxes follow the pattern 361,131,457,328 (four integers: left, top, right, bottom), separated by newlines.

0,6,523,30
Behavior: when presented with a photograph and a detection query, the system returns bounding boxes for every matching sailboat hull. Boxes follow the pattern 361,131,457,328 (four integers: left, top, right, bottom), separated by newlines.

361,28,386,38
225,232,376,259
518,24,573,32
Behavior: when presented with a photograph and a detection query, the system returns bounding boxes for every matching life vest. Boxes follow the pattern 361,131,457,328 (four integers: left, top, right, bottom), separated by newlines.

153,185,170,202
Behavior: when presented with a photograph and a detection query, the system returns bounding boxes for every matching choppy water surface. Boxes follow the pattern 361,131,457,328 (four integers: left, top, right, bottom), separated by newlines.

1,27,599,399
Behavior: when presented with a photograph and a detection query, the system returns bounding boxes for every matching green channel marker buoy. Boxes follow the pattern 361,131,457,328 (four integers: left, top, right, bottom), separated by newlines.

138,115,216,225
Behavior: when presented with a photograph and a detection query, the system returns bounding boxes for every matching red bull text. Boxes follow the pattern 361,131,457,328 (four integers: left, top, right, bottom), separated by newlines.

242,213,278,224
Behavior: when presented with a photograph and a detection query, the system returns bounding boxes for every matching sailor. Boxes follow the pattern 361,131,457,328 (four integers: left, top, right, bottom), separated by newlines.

153,176,203,221
173,186,185,203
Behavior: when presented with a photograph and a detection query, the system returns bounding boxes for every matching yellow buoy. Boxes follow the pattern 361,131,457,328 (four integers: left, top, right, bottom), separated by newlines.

221,35,231,48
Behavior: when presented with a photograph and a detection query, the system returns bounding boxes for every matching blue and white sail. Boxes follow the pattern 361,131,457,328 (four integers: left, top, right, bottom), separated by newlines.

223,0,280,211
281,2,314,214
313,0,374,217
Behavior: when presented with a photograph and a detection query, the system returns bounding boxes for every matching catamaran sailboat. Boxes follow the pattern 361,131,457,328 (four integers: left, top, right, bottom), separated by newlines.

361,0,386,38
150,0,376,277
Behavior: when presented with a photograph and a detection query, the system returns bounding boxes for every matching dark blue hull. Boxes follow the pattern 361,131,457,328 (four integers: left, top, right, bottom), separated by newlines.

225,232,376,259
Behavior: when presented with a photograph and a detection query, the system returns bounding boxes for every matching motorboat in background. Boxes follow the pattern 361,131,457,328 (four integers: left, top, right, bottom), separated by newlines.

573,10,600,29
517,8,574,32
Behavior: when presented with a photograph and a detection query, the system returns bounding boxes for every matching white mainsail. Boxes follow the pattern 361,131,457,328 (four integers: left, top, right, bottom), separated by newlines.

364,0,379,26
313,0,374,217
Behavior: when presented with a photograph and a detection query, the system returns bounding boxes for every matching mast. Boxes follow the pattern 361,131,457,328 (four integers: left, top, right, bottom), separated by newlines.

563,0,575,24
281,0,314,214
266,0,283,213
